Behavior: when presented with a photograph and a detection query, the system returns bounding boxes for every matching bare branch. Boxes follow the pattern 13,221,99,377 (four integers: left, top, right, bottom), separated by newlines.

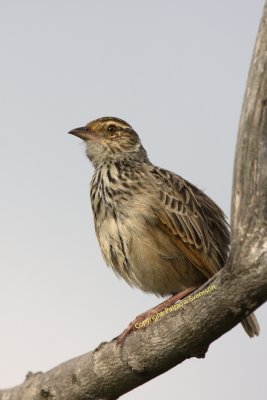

1,2,267,399
231,0,267,239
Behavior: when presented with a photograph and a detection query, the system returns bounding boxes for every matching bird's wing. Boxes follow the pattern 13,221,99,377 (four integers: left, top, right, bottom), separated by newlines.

149,167,230,278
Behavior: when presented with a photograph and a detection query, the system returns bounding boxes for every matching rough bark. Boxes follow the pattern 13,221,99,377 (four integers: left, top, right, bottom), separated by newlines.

1,2,267,400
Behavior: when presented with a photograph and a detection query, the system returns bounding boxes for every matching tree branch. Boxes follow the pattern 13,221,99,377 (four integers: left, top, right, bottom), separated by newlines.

231,0,267,238
1,2,267,399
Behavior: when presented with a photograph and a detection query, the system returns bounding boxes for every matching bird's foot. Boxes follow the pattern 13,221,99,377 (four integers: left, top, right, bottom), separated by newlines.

117,286,196,345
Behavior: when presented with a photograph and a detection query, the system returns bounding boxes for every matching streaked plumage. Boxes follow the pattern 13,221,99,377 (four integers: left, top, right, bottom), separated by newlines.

69,116,259,337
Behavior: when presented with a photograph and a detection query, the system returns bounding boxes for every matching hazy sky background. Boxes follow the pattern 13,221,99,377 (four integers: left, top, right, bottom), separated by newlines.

0,1,266,399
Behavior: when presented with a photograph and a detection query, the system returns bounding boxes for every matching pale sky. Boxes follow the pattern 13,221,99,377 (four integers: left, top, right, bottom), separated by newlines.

0,1,266,399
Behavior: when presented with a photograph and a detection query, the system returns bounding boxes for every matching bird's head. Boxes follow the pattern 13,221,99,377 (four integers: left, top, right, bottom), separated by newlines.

69,117,149,168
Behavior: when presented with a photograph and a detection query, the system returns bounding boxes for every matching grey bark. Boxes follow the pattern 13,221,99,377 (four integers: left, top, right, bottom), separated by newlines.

1,2,267,400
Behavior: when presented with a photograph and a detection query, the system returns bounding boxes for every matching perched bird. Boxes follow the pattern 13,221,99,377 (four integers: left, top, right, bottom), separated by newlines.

69,116,259,338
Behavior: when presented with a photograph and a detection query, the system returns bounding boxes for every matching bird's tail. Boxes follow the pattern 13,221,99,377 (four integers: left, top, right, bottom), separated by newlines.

241,313,260,337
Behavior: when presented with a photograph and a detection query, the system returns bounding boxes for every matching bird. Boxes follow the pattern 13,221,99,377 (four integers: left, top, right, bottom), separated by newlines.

69,116,259,339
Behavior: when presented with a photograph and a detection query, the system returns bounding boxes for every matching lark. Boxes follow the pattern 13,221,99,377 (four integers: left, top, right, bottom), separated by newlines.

69,116,259,340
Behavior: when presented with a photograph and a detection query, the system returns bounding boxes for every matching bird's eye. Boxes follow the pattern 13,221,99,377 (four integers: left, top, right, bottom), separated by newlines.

107,124,116,133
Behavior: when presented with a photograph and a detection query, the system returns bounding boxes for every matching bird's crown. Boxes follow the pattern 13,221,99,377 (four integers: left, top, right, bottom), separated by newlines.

69,116,149,167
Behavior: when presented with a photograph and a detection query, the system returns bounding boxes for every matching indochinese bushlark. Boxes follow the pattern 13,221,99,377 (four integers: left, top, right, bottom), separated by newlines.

69,116,259,339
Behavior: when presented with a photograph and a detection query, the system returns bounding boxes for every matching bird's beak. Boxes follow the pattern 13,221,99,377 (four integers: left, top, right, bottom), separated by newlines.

68,126,98,141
